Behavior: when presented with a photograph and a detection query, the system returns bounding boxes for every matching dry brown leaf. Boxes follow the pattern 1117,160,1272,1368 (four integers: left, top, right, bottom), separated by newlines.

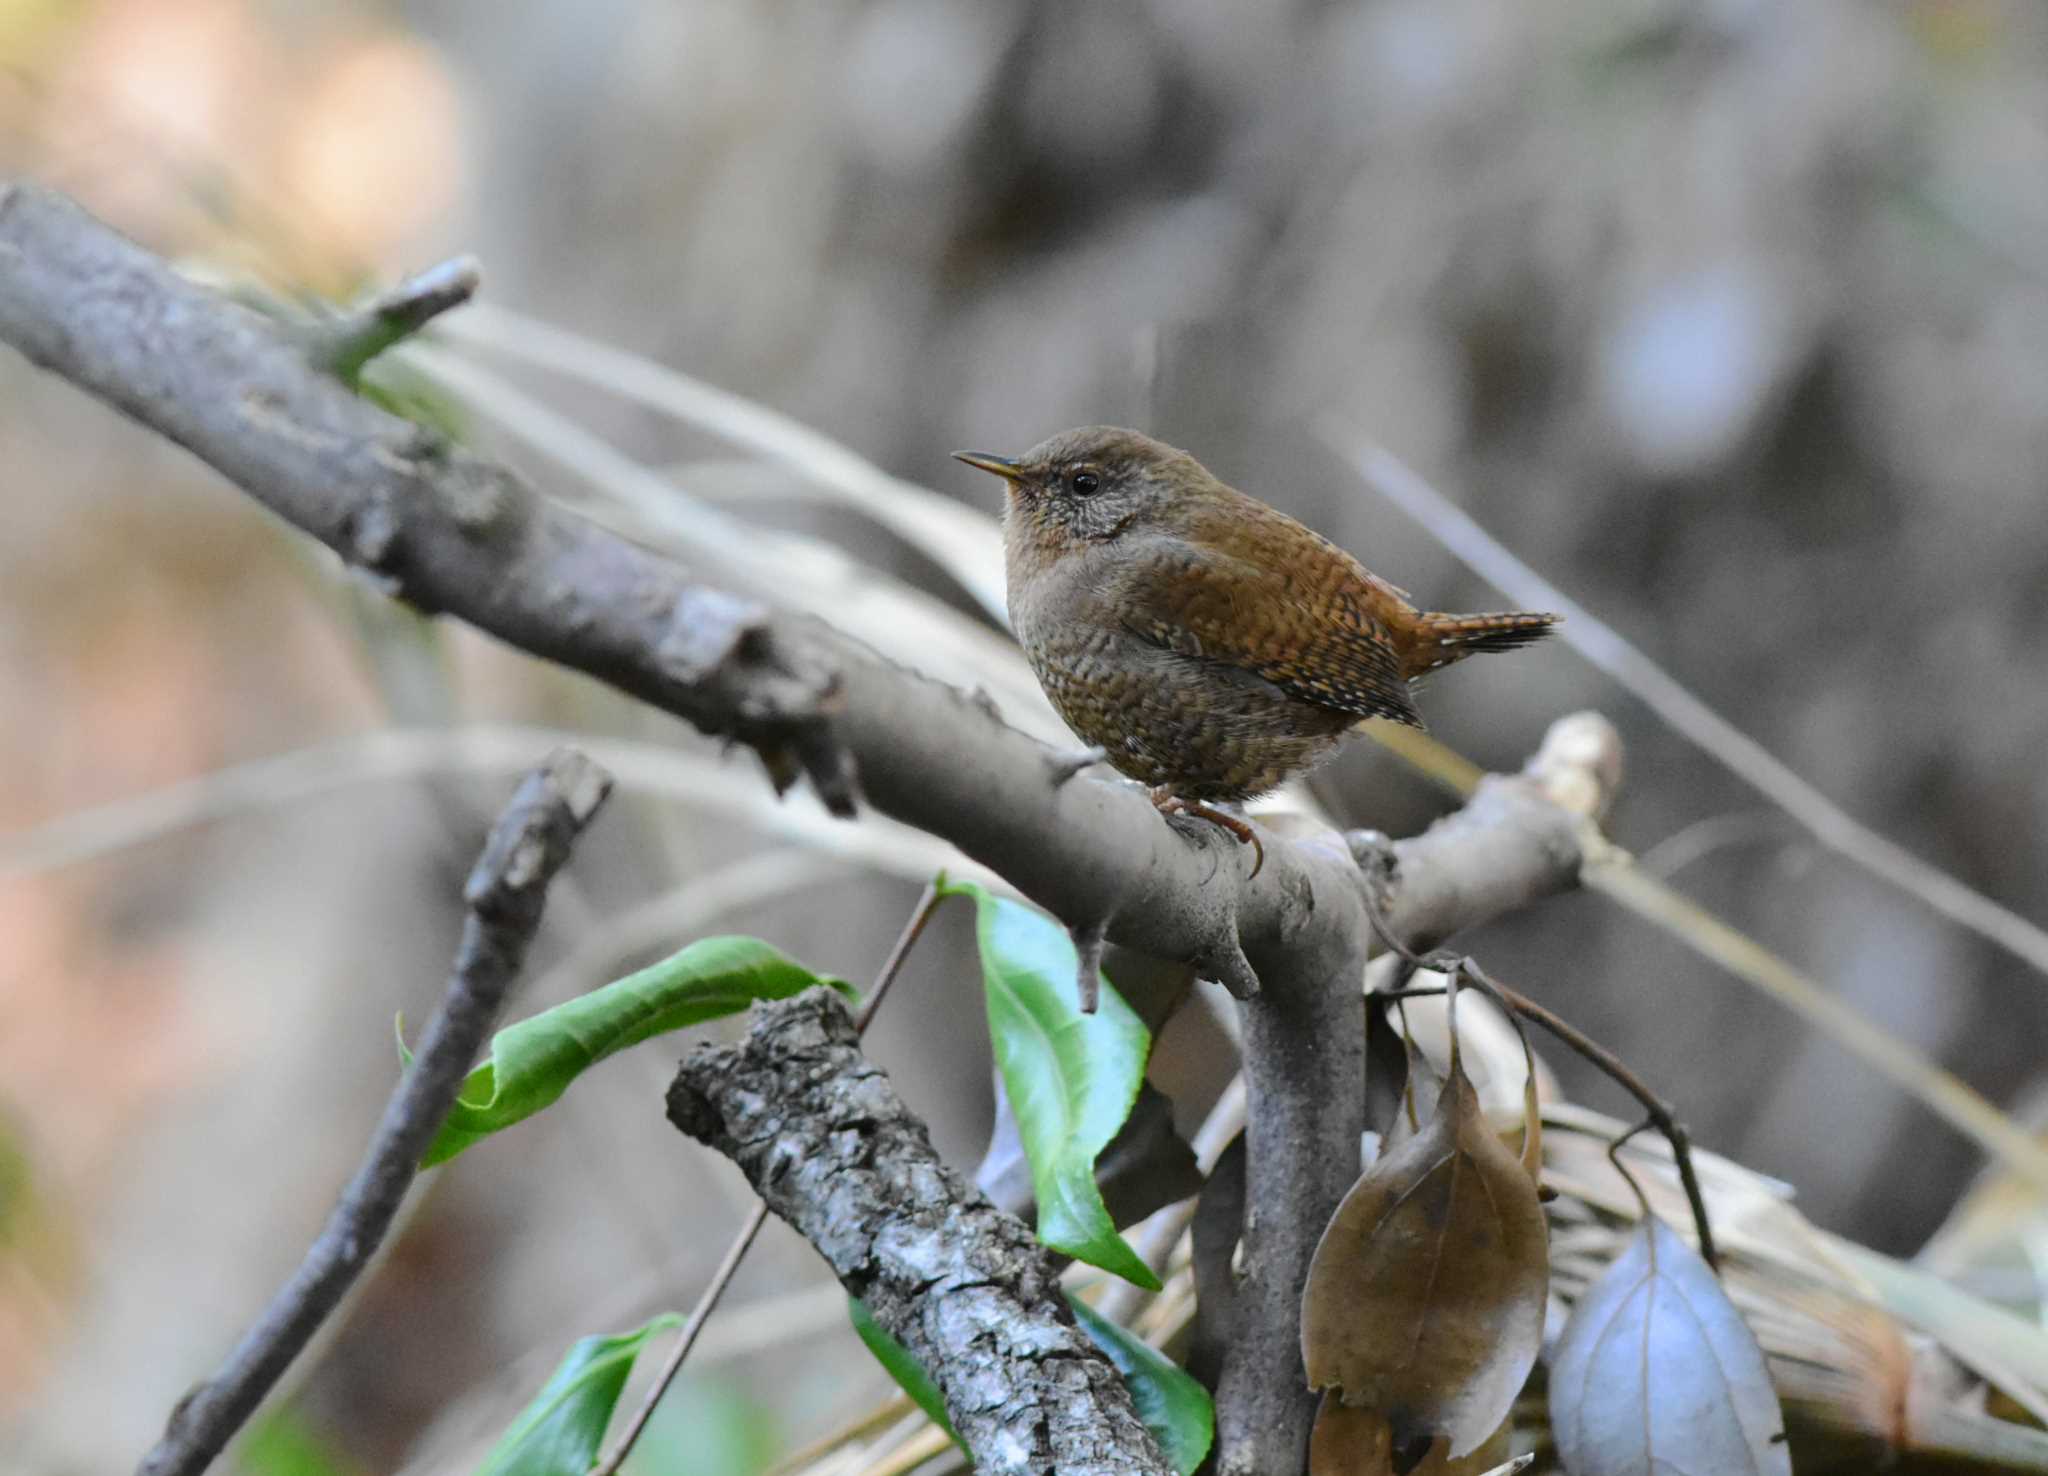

1308,1395,1515,1476
1301,1047,1549,1462
1310,1395,1393,1476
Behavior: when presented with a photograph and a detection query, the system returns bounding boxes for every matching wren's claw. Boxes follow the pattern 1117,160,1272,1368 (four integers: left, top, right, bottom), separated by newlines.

1150,787,1266,879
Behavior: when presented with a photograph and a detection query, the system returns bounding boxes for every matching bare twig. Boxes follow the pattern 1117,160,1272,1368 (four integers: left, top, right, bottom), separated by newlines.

433,300,1012,623
305,256,480,383
0,724,961,887
589,881,945,1476
135,749,613,1476
588,1202,768,1476
1365,888,1720,1268
1364,723,2048,1192
1459,962,1718,1268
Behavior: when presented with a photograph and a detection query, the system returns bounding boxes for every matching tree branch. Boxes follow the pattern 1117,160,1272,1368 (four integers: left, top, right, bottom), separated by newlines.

134,748,613,1476
301,255,481,383
0,182,1625,1476
1210,716,1620,1476
667,989,1176,1476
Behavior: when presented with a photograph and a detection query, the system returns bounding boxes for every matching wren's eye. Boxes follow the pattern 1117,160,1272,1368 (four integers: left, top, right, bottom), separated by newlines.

1067,467,1101,496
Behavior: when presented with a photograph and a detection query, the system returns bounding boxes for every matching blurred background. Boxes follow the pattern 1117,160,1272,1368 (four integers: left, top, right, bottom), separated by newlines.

4,0,2047,1471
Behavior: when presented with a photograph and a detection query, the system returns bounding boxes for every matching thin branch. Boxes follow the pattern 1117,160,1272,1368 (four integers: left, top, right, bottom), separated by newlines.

1321,425,2048,992
589,1202,768,1476
0,723,962,887
305,256,480,383
135,748,613,1476
589,880,944,1476
1459,964,1716,1266
433,300,1012,623
1367,724,2048,1193
853,879,945,1030
1364,889,1721,1269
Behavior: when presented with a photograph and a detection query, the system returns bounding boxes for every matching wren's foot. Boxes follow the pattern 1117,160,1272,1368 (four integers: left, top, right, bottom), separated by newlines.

1150,787,1265,879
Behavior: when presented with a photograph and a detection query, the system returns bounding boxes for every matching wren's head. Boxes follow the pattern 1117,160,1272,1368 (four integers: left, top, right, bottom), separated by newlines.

954,426,1204,553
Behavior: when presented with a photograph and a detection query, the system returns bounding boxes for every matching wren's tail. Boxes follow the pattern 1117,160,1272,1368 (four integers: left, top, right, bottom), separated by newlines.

1403,609,1561,678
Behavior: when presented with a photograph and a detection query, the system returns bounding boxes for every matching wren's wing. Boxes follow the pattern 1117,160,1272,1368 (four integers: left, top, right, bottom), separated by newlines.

1111,525,1424,727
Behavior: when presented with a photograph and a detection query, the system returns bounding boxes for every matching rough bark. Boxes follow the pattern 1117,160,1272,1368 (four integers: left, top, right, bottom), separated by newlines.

668,990,1175,1476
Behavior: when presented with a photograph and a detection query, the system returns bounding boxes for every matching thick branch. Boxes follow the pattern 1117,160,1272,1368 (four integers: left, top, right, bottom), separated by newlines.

667,990,1175,1476
135,748,612,1476
0,178,1345,999
1211,715,1621,1476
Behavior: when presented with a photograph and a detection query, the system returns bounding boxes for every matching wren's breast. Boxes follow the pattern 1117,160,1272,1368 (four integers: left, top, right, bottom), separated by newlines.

1012,580,1353,803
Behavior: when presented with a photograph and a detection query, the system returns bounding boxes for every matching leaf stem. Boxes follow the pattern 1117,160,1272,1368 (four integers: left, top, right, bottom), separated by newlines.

589,878,945,1475
1363,895,1719,1269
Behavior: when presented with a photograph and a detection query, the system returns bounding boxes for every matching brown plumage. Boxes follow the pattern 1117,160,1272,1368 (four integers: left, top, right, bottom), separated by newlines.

956,427,1559,865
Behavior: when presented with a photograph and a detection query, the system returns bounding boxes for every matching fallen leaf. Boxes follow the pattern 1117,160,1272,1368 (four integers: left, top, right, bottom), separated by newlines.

1549,1215,1791,1476
1302,1048,1548,1461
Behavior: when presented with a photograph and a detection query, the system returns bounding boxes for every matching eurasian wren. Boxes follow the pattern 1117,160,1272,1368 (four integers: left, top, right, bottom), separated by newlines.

956,427,1559,869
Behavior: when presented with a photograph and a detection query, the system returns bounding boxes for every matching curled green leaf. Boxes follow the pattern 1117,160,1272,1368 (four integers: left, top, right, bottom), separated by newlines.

939,878,1157,1288
413,935,850,1166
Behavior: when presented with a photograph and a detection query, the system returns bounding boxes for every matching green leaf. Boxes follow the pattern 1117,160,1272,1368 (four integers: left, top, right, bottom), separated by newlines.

415,936,851,1167
477,1314,680,1476
358,359,473,441
847,1298,960,1449
848,1293,1215,1475
1068,1295,1215,1476
938,878,1158,1289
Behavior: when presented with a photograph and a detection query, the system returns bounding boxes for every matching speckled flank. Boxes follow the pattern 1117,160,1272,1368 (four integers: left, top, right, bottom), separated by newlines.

988,426,1559,804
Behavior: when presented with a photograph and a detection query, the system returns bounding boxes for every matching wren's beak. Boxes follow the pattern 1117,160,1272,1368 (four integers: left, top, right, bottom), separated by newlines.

952,450,1026,482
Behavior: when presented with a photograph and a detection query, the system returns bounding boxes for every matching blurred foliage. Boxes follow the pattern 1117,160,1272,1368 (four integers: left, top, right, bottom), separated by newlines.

237,1407,358,1476
621,1374,779,1476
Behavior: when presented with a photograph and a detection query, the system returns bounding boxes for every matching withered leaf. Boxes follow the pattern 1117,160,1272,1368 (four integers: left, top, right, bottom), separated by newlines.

1301,1057,1549,1461
1310,1395,1392,1476
1309,1394,1517,1476
1549,1215,1791,1476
